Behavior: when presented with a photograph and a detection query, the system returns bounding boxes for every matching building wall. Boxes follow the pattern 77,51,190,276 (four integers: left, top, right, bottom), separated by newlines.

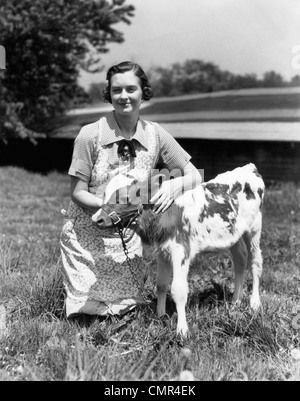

1,138,299,183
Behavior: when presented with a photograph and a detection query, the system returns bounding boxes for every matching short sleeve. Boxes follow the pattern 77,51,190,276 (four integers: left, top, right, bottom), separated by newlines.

68,122,98,182
155,123,191,170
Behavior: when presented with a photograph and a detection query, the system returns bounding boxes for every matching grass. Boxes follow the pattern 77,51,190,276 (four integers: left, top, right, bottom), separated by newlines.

0,166,300,381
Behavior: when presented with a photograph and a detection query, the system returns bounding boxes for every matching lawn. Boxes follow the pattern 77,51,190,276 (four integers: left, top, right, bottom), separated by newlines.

0,166,300,381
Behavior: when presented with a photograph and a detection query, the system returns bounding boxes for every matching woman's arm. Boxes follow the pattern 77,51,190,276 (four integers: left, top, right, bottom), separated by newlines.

70,176,102,212
150,161,202,214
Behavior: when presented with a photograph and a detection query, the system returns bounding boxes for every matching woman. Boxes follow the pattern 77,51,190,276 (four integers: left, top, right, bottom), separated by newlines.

60,61,202,318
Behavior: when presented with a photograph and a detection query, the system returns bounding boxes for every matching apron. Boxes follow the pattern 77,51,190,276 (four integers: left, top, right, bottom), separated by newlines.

60,118,158,317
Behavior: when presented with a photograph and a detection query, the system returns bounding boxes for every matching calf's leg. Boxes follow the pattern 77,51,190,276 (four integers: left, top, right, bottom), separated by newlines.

230,237,248,305
247,221,263,310
167,242,190,337
156,251,172,317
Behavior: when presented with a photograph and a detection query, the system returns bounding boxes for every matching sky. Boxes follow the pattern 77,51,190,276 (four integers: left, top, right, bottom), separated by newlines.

79,0,300,89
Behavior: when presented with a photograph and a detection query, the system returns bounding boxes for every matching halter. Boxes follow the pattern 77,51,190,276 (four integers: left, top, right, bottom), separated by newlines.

99,202,149,303
100,203,143,230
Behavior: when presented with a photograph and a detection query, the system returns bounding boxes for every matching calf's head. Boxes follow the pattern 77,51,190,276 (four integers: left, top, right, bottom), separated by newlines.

92,173,165,230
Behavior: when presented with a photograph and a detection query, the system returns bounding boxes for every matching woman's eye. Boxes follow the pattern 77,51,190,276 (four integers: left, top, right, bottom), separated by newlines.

111,87,137,94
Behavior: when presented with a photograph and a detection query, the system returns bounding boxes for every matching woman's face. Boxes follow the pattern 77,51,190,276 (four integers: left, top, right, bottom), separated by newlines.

110,71,143,116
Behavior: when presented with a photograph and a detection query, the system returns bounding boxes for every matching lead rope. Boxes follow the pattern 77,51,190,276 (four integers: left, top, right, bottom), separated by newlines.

117,227,150,304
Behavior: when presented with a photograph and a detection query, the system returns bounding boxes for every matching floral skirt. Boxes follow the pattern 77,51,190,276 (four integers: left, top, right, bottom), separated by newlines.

60,201,149,317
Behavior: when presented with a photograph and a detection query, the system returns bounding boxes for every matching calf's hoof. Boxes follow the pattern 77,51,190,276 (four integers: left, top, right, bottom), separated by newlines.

176,324,189,338
250,296,261,311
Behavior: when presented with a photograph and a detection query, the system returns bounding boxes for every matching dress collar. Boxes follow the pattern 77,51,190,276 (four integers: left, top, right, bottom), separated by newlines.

100,111,149,149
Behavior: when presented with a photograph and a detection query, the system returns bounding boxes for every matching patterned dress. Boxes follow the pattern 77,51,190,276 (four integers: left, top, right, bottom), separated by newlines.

60,112,191,317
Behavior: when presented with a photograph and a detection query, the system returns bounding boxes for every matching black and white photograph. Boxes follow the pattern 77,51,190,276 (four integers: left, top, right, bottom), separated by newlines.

0,0,300,382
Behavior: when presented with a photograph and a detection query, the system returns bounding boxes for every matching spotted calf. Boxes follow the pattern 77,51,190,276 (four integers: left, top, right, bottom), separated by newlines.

92,163,265,336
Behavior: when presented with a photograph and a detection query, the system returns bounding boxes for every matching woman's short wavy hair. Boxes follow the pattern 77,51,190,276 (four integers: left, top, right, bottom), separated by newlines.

103,61,153,103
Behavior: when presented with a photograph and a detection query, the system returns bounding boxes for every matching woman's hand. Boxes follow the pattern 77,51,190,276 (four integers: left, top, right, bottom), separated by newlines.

149,162,202,214
149,179,178,214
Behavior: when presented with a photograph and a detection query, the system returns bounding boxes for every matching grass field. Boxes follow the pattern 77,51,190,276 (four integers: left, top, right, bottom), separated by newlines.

0,166,300,381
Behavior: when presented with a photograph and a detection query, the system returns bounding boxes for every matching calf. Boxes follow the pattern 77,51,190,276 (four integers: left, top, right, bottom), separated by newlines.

92,163,265,336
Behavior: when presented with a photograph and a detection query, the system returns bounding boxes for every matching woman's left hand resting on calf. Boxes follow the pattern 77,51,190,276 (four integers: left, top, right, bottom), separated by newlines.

150,162,202,214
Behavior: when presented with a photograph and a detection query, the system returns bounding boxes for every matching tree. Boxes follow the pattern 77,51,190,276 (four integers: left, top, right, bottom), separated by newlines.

0,0,134,141
228,73,261,90
262,71,285,88
148,66,175,97
149,60,241,96
289,75,300,87
88,82,107,103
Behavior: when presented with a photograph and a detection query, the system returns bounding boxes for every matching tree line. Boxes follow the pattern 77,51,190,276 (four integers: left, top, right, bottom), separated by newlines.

148,60,300,97
88,59,300,102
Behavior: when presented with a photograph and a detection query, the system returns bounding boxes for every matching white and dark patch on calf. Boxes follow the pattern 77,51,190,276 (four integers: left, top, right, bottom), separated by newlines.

199,182,240,235
257,188,264,210
244,182,256,200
